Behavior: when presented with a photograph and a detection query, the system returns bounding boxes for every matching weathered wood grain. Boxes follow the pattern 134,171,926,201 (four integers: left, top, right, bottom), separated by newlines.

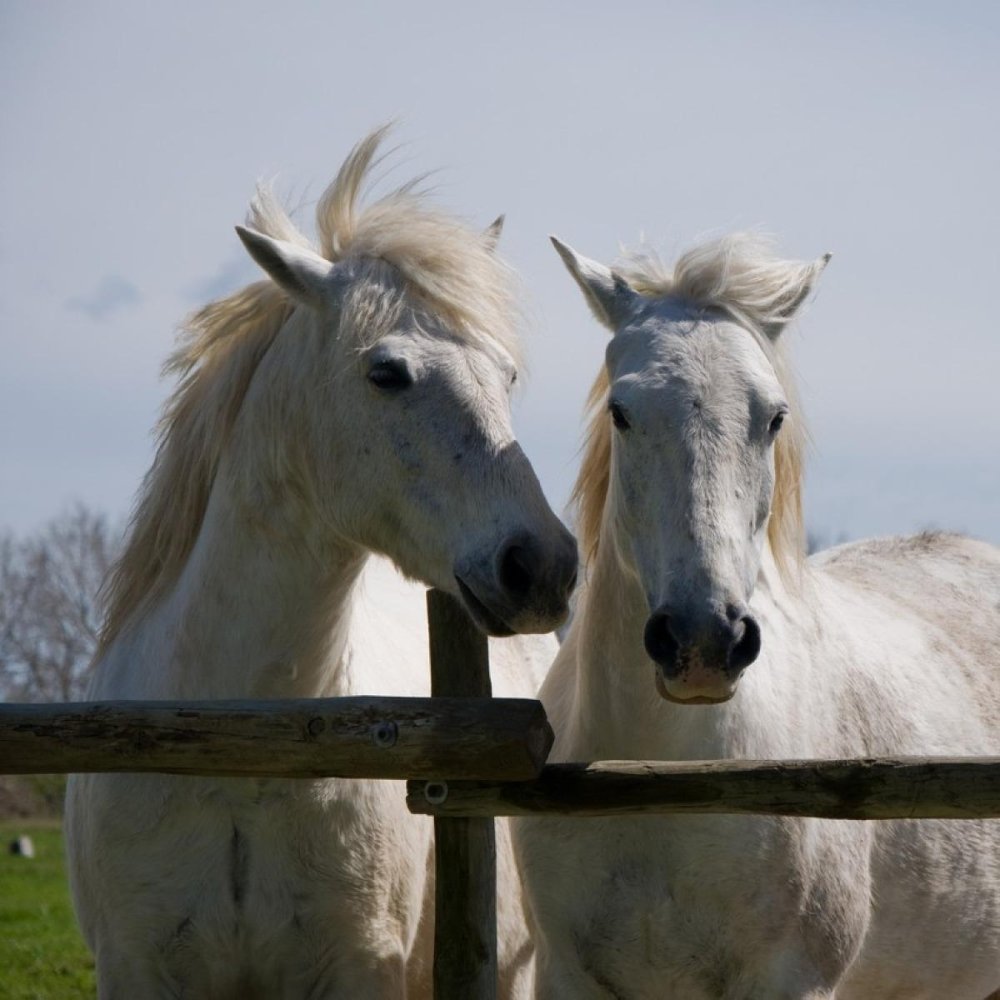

0,695,551,780
427,589,497,1000
407,757,1000,820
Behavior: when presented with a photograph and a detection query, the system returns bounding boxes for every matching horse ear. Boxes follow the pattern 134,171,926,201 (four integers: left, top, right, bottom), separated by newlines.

763,252,832,340
550,236,639,332
235,226,336,307
483,215,505,252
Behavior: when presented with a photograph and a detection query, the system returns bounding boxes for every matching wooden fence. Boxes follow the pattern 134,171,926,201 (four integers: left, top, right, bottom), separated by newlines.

1,590,999,1000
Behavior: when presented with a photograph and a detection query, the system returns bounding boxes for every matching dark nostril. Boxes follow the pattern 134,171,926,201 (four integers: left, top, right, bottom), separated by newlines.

728,614,761,673
644,612,680,673
499,544,534,597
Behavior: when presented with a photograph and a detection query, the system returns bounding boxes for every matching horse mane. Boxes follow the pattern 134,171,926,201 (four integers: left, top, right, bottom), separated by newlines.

98,126,520,653
573,232,813,579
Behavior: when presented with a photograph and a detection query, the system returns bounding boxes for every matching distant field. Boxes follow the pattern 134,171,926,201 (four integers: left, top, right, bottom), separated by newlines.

0,820,95,999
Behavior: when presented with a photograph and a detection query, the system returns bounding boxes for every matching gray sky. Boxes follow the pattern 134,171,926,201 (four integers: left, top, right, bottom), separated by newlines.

2,2,997,544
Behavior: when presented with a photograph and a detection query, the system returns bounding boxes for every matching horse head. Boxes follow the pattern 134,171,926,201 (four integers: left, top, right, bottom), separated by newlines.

556,233,828,701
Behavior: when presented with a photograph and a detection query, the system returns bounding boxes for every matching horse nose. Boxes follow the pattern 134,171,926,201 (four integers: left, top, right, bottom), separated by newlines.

456,528,577,636
496,528,578,609
644,610,680,672
644,604,761,676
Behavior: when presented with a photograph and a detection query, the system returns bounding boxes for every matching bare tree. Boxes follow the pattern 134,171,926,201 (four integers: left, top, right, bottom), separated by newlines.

0,505,120,702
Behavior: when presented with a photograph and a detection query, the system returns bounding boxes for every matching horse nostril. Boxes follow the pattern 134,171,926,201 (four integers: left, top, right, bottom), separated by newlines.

499,543,534,597
728,614,761,673
644,612,680,673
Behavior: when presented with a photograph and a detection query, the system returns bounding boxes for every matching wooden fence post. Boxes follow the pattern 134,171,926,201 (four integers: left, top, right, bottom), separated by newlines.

427,589,497,1000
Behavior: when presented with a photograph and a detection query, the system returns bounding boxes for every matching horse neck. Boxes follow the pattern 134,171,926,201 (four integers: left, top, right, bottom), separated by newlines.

120,456,366,702
564,537,689,759
565,533,800,761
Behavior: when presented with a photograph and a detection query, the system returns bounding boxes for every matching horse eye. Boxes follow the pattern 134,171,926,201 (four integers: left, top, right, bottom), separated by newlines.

769,409,788,435
609,400,631,431
368,360,413,391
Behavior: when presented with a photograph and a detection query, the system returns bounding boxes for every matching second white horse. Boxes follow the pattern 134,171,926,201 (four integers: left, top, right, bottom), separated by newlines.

514,232,1000,999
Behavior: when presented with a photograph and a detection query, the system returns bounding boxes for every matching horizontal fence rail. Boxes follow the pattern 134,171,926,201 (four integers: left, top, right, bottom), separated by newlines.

4,700,997,821
406,756,1000,821
0,696,553,781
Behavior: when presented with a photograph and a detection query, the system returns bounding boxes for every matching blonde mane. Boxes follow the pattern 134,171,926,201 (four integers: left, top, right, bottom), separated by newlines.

573,233,817,577
99,126,521,652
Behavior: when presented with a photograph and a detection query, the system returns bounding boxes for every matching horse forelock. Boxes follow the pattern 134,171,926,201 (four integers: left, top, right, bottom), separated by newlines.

98,126,523,654
263,123,523,365
574,233,808,580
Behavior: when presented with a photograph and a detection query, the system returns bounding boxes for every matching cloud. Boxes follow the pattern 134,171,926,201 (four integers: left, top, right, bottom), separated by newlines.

65,275,141,320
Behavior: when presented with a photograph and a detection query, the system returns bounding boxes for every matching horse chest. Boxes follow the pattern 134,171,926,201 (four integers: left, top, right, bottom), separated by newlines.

527,815,819,997
94,774,427,994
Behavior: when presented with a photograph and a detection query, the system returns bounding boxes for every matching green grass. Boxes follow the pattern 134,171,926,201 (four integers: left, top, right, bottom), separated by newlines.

0,820,96,999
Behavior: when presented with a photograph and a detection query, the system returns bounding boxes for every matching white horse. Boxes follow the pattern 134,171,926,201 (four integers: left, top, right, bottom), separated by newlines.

65,128,577,999
513,232,1000,999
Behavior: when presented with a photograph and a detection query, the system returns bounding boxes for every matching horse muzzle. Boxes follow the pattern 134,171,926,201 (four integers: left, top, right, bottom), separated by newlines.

644,603,761,704
455,527,578,636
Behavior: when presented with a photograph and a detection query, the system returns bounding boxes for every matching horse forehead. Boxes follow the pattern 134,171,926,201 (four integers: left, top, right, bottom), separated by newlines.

611,312,777,399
